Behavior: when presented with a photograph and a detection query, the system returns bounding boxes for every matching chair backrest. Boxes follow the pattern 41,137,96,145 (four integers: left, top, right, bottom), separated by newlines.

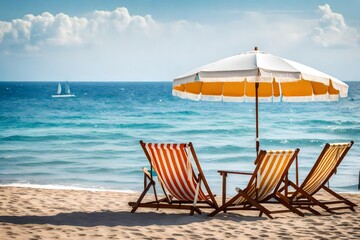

140,141,208,201
236,149,299,204
297,142,353,197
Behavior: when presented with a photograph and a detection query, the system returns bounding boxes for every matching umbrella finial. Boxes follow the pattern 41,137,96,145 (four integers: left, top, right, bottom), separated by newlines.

254,46,258,51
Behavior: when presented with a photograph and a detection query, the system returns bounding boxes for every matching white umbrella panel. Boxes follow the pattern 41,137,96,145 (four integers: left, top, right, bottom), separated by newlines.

172,48,349,155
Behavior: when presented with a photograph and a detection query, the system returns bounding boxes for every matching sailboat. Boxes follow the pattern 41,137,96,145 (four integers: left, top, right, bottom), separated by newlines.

52,82,76,98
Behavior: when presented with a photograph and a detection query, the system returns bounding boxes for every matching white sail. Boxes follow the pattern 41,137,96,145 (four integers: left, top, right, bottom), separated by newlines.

52,82,75,98
65,82,71,94
57,83,62,94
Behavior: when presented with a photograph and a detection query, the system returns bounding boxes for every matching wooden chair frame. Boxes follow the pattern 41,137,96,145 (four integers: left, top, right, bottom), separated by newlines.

129,140,219,215
278,141,357,215
209,149,303,219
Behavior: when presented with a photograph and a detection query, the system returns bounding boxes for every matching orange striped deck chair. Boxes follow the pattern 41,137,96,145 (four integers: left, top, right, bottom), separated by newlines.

209,149,303,219
128,140,218,215
280,141,357,214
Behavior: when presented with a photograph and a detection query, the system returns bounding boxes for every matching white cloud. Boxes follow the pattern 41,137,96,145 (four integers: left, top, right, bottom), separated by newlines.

89,7,157,35
0,6,316,80
0,5,358,81
0,21,12,41
0,7,157,51
312,4,360,47
0,6,316,55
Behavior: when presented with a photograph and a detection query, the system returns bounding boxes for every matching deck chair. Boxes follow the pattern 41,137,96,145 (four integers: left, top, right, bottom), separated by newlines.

209,149,303,219
128,140,219,215
278,141,356,214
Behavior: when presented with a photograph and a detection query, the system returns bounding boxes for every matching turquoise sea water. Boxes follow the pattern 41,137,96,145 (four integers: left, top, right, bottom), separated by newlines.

0,81,359,194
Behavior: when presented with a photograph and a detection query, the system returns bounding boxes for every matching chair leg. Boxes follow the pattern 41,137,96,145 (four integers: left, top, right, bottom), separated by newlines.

322,185,357,208
302,192,333,213
289,181,332,214
305,206,321,215
237,191,273,219
208,190,251,217
209,190,273,219
208,193,239,216
130,182,153,213
275,192,304,217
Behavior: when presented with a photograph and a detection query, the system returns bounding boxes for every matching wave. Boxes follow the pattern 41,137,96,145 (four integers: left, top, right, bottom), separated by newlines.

260,138,325,146
81,168,142,174
116,122,173,129
0,132,132,142
171,128,251,135
0,172,55,176
297,119,358,126
150,110,201,116
0,182,136,193
15,160,75,167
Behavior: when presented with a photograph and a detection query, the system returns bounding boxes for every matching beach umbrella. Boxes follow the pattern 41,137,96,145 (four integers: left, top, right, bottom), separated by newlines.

172,47,349,155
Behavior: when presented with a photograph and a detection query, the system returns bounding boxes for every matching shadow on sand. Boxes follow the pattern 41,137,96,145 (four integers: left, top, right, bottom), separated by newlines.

0,211,264,227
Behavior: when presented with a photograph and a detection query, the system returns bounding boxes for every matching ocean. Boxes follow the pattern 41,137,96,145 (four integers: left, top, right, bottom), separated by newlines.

0,81,359,194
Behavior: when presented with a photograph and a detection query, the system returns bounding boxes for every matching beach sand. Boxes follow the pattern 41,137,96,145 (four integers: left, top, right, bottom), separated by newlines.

0,186,359,239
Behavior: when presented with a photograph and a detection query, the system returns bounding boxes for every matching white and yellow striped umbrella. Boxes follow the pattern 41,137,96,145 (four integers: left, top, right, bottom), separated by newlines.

172,48,349,154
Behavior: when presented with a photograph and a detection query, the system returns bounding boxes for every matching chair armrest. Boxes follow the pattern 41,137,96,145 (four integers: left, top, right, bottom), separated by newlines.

218,170,253,176
143,167,151,178
218,170,252,207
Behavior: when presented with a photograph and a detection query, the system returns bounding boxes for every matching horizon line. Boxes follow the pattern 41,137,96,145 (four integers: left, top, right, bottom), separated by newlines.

1,80,360,83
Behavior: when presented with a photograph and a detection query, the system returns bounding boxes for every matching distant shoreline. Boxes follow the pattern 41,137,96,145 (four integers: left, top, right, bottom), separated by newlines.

1,183,358,194
0,183,136,193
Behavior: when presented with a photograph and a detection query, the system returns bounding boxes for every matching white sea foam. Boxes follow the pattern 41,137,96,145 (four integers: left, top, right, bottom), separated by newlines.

0,183,136,193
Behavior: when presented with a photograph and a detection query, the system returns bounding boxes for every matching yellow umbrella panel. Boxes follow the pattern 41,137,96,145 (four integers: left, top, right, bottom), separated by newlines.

173,78,341,102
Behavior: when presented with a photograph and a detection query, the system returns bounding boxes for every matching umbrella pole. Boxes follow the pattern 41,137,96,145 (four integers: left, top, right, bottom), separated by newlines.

255,82,259,156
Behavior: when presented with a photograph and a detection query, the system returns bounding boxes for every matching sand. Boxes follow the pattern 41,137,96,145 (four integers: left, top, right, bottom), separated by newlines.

0,186,359,240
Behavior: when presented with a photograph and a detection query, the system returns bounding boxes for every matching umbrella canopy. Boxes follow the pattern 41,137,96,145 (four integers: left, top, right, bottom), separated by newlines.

172,47,349,155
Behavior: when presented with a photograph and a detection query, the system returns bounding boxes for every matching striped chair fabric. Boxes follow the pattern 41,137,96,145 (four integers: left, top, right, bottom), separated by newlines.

144,143,209,201
235,150,296,205
296,143,351,198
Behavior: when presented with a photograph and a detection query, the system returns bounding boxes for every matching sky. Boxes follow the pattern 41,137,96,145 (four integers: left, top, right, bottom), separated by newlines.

0,0,359,81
